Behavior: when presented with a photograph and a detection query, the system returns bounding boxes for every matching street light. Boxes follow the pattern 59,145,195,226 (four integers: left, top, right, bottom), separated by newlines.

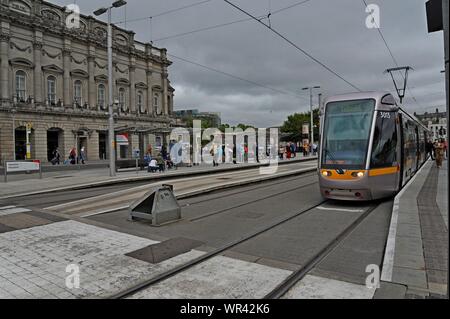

11,108,17,160
302,86,321,155
94,0,127,177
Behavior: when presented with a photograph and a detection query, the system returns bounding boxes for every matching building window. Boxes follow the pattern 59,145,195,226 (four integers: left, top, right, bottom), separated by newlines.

74,80,82,106
119,88,127,111
98,84,106,109
153,93,159,107
137,91,144,113
47,76,56,105
15,71,26,102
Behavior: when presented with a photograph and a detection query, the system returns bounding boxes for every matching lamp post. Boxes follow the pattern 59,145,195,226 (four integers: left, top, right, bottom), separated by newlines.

94,0,127,177
302,86,321,155
11,108,16,160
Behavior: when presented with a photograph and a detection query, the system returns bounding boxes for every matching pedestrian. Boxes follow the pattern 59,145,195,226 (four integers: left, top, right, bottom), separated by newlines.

51,147,61,165
435,139,445,169
303,143,309,157
286,143,291,159
426,140,434,160
156,153,166,172
148,158,158,173
312,143,318,156
290,142,296,158
444,139,448,159
161,144,168,161
210,145,218,167
69,147,77,165
80,147,86,164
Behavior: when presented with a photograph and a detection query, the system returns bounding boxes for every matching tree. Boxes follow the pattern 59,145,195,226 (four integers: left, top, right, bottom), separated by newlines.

281,109,320,142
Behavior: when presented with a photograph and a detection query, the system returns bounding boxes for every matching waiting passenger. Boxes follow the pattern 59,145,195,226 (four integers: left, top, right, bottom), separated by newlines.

148,159,158,173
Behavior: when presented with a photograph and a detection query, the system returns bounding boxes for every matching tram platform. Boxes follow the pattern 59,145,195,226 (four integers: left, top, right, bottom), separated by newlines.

376,160,448,299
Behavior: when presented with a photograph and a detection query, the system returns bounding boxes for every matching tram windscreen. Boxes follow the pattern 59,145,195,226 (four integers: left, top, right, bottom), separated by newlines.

322,99,375,169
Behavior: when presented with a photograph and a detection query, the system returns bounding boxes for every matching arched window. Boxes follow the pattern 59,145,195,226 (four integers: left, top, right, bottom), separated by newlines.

74,80,82,105
15,71,26,102
98,84,106,109
47,76,57,105
119,88,126,111
137,91,143,113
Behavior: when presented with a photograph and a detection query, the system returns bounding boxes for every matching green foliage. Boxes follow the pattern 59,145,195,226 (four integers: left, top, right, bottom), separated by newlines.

281,109,320,142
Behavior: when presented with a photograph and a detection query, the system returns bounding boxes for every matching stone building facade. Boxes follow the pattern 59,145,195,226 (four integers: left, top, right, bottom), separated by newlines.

0,0,176,163
415,108,447,141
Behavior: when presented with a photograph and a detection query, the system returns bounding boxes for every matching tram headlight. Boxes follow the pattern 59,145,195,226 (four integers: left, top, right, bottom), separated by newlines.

322,171,332,177
351,171,365,178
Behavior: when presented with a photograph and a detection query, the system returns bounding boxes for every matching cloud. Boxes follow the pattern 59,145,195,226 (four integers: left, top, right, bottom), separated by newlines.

56,0,446,126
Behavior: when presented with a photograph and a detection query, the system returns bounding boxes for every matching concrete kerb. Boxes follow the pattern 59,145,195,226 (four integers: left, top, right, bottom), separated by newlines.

380,160,433,284
0,157,317,200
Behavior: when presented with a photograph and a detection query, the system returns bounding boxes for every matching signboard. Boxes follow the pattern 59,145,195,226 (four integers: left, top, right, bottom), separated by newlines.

302,124,310,135
426,0,443,33
6,160,41,173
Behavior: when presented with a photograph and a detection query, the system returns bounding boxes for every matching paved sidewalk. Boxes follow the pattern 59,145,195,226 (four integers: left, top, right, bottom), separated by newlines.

0,156,316,198
378,160,448,299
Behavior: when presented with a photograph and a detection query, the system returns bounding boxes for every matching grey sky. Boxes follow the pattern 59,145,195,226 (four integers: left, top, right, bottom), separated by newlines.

60,0,446,127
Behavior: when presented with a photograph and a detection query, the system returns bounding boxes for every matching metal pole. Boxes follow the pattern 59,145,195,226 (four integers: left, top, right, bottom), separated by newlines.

108,8,116,176
12,111,15,160
310,88,314,155
442,0,449,298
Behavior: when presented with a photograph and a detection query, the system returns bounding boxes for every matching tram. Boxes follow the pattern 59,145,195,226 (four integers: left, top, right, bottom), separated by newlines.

318,92,430,201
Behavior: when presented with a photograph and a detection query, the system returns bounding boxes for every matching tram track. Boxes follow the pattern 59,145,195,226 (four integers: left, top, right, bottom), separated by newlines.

108,199,328,299
105,192,381,299
180,172,317,208
264,203,379,299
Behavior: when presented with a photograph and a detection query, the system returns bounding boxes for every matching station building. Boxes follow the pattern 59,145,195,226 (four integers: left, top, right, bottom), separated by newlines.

0,0,176,163
415,108,447,141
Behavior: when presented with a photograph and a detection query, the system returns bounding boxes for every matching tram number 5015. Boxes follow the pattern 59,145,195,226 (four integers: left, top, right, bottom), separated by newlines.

380,112,391,119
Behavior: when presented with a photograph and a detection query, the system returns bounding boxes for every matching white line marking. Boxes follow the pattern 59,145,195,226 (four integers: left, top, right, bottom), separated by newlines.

317,206,365,213
381,161,432,282
0,205,16,210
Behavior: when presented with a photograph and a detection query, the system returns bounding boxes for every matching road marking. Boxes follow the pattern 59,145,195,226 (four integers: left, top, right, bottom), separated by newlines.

0,206,32,216
0,205,16,210
381,161,432,282
317,206,365,213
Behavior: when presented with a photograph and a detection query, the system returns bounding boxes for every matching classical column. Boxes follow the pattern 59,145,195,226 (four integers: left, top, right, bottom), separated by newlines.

162,70,169,116
0,33,10,102
87,130,100,160
146,70,153,115
129,66,136,113
33,41,43,105
88,55,96,110
34,125,48,162
62,48,72,107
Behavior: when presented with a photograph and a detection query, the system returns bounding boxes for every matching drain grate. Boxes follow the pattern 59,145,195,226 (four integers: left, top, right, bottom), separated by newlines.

53,176,73,179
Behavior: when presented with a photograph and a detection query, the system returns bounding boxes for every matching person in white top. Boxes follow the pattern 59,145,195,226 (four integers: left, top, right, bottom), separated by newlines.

148,159,158,173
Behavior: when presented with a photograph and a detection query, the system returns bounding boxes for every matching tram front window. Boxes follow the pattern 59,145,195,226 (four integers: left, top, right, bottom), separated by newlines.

322,99,375,170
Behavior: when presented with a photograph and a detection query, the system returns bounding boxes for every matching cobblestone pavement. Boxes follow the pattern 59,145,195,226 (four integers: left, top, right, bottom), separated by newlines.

0,220,204,299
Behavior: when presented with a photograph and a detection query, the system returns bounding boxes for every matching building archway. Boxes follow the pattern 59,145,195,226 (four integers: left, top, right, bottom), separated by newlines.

47,128,64,162
14,126,34,160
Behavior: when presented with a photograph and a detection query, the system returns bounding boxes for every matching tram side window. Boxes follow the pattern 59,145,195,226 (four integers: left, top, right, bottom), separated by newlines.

371,112,398,168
